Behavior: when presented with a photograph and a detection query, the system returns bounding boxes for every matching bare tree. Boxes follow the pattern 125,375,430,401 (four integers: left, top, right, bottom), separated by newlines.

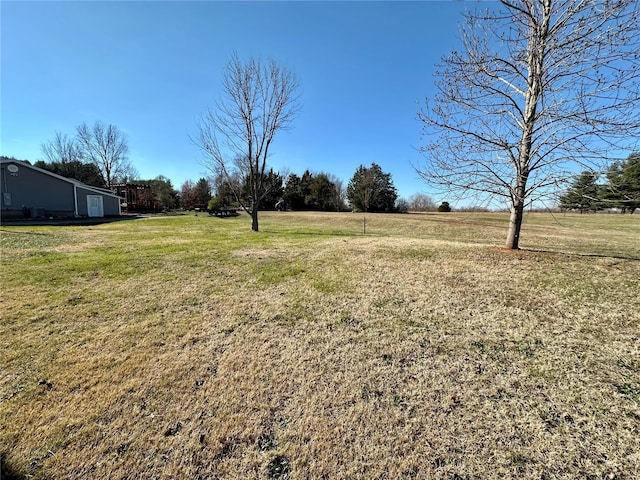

194,52,300,232
417,0,640,249
41,132,82,164
327,173,347,211
116,163,140,184
408,193,437,212
76,121,132,189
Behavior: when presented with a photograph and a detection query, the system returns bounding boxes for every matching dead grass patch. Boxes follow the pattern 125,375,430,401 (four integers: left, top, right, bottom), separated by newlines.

1,212,639,479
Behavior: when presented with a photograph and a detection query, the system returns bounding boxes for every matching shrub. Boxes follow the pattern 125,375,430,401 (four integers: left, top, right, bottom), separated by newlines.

438,201,452,212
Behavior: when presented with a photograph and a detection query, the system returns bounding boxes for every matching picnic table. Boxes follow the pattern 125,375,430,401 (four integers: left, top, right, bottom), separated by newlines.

207,206,240,217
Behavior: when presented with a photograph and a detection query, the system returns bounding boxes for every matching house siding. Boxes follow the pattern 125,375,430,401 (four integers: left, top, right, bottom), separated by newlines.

1,161,122,219
1,163,75,218
76,186,121,216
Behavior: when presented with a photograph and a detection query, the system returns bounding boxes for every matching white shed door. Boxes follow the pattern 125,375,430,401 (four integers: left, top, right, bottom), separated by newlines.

87,195,104,217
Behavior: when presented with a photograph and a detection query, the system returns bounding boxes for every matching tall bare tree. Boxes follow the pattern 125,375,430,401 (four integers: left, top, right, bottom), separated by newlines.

326,172,347,212
195,53,300,232
408,193,436,212
41,131,82,164
417,0,640,249
76,121,132,189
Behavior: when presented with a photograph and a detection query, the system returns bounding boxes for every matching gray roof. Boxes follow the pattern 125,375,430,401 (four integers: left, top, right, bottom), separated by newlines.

0,158,123,199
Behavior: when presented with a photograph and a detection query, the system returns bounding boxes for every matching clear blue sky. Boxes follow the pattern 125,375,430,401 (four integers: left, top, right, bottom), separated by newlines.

1,1,472,201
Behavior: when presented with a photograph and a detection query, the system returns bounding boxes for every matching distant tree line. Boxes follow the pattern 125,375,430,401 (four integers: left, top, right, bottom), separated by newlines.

559,153,640,214
29,116,450,216
191,169,346,213
33,159,105,188
283,170,346,211
181,163,409,214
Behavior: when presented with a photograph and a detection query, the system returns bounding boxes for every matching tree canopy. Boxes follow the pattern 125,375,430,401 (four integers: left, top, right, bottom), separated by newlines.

347,163,397,212
41,132,82,165
559,153,640,213
243,169,284,210
39,122,136,189
282,170,345,212
76,121,134,189
33,159,106,188
180,178,214,210
146,176,179,209
605,153,640,214
558,171,601,213
408,193,437,212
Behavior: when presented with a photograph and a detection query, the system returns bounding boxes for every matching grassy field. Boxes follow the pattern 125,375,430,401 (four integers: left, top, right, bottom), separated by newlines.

1,211,639,479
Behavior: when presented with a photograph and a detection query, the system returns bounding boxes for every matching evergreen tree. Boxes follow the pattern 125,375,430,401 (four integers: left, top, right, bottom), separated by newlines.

283,173,305,210
346,163,397,212
33,159,106,188
148,176,179,209
300,170,314,209
437,201,452,212
283,171,343,211
243,169,283,210
605,153,640,214
309,173,337,211
261,170,285,210
195,177,212,206
558,172,601,213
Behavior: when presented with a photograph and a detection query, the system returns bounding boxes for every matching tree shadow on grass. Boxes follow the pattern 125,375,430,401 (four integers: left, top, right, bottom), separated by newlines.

1,454,29,480
0,215,143,227
261,228,376,238
521,248,640,262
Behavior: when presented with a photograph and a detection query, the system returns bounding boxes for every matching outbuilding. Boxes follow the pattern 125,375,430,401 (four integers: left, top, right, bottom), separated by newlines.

1,159,122,220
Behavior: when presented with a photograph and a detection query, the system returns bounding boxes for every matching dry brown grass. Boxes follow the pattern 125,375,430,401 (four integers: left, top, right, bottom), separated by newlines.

1,212,639,479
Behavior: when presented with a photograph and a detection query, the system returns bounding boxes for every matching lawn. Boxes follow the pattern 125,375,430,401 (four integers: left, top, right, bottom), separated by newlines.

1,211,639,479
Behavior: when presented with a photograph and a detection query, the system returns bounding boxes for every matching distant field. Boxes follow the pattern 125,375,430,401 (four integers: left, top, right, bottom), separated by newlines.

1,211,639,479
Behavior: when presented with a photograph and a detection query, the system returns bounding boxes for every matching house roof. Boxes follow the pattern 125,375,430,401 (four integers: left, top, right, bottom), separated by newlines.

0,159,123,199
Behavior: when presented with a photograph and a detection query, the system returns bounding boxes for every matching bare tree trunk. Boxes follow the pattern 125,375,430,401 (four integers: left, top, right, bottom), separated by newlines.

194,53,300,233
506,198,524,250
251,209,259,232
506,169,529,249
416,0,639,250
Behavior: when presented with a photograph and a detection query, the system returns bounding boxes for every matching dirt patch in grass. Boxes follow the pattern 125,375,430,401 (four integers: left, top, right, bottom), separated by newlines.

1,212,639,479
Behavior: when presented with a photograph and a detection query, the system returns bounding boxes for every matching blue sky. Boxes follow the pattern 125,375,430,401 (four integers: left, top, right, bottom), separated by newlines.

2,1,472,201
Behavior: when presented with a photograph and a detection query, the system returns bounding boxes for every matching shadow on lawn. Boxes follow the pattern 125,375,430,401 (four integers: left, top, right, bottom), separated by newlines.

521,248,640,262
262,228,375,238
0,214,143,227
1,454,30,480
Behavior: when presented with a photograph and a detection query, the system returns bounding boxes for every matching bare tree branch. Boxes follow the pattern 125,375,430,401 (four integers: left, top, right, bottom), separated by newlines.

417,0,640,249
41,132,82,164
193,53,300,231
76,121,132,189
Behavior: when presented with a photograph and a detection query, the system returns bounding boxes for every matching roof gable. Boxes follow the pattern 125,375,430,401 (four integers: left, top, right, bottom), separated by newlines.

0,159,122,199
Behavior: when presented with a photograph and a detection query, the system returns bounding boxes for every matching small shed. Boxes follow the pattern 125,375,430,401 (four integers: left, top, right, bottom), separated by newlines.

0,159,122,220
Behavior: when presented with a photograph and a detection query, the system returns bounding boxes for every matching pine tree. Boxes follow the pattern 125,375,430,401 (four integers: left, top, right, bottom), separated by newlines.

558,172,601,213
